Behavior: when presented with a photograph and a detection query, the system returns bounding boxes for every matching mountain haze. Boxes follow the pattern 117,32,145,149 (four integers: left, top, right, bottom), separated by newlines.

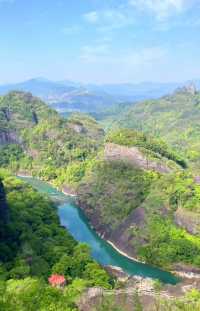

1,78,200,117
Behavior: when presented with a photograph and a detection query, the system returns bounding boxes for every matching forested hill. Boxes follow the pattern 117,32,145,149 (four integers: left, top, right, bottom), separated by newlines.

77,128,200,271
106,87,200,171
0,91,59,144
0,91,104,142
0,91,104,188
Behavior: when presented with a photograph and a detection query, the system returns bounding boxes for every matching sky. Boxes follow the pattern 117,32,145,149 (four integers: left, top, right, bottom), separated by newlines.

0,0,200,84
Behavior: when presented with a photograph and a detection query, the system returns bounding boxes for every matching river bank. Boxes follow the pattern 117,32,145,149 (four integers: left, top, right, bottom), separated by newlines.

107,240,143,264
17,172,77,197
17,174,180,284
17,173,143,265
17,173,145,264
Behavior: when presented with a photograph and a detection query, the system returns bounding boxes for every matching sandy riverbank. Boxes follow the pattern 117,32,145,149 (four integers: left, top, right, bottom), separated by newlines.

17,173,33,178
61,189,77,197
107,240,144,264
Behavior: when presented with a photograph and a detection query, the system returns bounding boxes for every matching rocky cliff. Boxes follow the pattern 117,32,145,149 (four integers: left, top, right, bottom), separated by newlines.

0,130,19,145
105,143,171,174
0,179,9,241
0,179,8,221
78,273,200,311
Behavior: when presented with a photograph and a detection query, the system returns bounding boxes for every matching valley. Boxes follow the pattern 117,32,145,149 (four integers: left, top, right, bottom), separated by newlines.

2,0,200,308
19,175,178,284
1,78,200,119
1,89,200,310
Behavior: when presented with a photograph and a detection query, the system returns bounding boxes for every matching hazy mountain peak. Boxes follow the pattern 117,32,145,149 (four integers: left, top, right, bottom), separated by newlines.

175,83,197,96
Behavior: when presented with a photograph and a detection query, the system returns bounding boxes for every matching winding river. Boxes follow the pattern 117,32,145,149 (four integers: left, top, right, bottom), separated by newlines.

20,177,178,285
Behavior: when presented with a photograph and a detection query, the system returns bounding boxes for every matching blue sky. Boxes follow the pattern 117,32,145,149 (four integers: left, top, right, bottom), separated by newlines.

0,0,200,84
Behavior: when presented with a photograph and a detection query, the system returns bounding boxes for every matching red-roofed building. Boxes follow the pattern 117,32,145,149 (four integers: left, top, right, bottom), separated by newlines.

48,274,66,288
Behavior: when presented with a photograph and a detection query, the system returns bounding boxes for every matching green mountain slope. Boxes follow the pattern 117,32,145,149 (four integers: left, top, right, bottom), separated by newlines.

108,89,200,170
77,128,200,270
0,91,104,188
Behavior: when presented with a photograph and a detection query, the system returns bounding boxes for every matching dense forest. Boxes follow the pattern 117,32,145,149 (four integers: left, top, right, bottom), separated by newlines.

0,170,112,310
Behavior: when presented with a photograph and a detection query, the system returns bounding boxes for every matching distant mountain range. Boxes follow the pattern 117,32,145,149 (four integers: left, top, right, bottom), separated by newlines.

0,78,200,115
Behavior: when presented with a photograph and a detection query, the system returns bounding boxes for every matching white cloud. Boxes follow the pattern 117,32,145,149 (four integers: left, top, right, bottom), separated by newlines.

84,11,99,24
80,44,110,62
79,43,168,83
129,0,195,20
126,46,167,65
80,42,167,67
83,0,197,33
83,8,134,30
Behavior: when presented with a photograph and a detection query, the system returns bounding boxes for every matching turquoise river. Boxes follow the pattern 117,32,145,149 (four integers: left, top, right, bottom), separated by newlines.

20,177,179,285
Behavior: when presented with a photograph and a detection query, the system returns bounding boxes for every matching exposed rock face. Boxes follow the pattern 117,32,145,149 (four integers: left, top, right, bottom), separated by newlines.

194,176,200,184
184,83,197,95
78,143,172,260
107,207,146,258
104,265,129,280
77,279,164,311
68,120,104,139
78,274,200,311
68,122,86,134
0,179,8,224
1,107,11,121
104,143,170,174
174,207,200,235
77,197,146,259
173,263,200,279
61,184,77,196
0,130,19,145
32,111,38,124
176,83,197,96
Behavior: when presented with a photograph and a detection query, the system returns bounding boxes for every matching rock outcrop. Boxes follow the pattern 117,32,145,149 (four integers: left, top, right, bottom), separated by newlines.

77,198,146,259
104,143,171,174
0,130,19,145
174,207,200,235
175,83,197,96
78,274,200,311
